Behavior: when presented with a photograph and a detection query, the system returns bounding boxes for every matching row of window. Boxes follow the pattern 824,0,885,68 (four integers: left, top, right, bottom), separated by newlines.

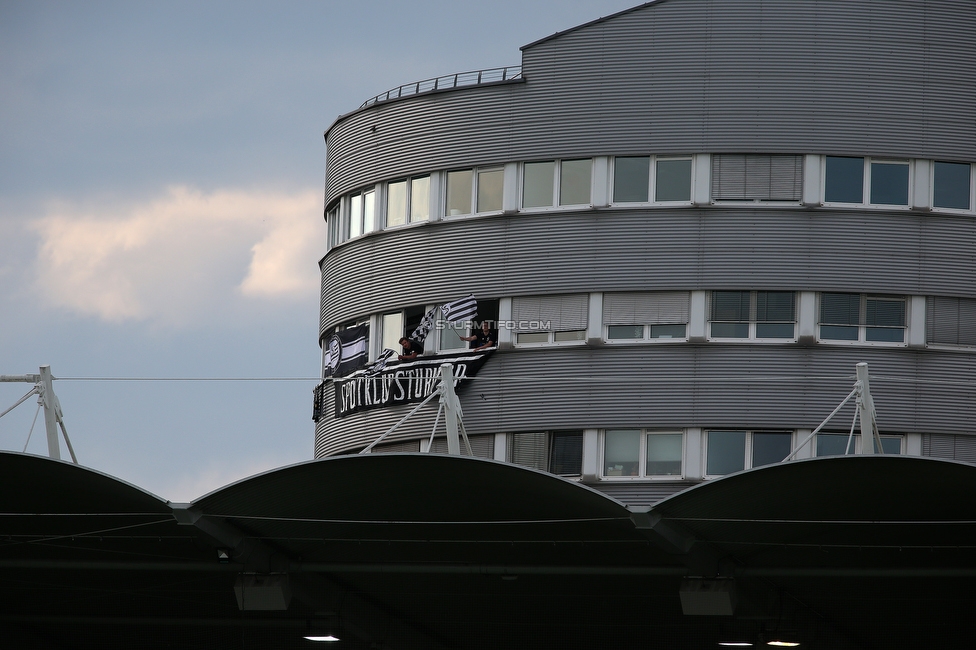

325,154,976,248
601,429,902,480
371,429,904,481
330,292,976,372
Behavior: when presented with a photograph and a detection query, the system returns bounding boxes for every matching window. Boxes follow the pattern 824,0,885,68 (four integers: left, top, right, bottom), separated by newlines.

709,291,795,340
446,168,503,216
604,292,689,340
523,159,593,209
523,161,555,208
824,156,910,206
410,176,430,222
387,180,408,227
438,306,468,352
387,177,431,227
824,156,864,203
603,430,683,478
346,189,375,238
559,159,592,206
820,293,906,343
711,154,802,202
509,431,583,476
446,169,474,216
870,161,909,205
927,297,976,347
326,204,340,249
705,430,792,476
817,433,902,456
612,156,693,203
512,294,588,345
381,311,404,353
933,161,972,210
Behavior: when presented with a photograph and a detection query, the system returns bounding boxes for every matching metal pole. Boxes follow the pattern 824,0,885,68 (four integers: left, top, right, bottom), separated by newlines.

38,366,61,460
440,364,461,455
855,362,881,454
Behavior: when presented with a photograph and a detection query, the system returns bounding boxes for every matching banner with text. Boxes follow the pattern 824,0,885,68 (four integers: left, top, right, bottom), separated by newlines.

333,350,493,418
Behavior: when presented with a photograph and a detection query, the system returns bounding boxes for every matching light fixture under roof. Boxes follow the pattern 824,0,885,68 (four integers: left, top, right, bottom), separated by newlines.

718,643,753,647
766,641,800,647
304,635,340,642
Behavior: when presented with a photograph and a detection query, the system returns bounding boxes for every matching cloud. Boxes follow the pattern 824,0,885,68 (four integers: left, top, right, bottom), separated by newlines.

29,186,323,326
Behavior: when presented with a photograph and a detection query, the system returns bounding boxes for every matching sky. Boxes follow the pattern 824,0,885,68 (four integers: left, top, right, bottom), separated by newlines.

0,0,640,502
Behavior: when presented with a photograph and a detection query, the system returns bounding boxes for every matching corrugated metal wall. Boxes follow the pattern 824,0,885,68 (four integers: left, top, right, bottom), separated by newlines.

324,0,976,202
315,344,976,457
319,207,976,334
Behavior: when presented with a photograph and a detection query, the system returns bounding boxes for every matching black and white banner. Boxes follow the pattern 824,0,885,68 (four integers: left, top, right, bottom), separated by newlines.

333,350,493,418
323,325,369,378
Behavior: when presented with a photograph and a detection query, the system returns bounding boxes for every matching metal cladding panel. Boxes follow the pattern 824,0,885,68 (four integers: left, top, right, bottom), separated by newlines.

325,0,976,202
320,207,975,334
315,345,976,458
589,481,696,508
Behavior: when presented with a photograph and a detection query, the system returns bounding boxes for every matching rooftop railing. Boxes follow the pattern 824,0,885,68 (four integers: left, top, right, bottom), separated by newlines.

360,66,522,109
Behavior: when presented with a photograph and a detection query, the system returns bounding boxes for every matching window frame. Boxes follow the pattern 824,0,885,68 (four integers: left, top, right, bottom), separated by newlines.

600,429,685,480
822,156,912,208
815,432,903,456
444,167,504,218
385,175,431,228
931,160,975,213
707,291,797,342
514,329,587,347
610,155,695,206
702,430,795,478
818,293,907,345
521,158,595,211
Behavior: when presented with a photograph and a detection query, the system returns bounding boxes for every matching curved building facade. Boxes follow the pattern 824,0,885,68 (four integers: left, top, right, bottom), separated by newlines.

316,0,976,506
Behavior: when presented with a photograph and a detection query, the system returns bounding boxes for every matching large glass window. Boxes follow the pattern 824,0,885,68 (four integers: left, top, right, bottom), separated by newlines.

817,433,902,456
509,431,583,476
612,156,692,203
820,293,906,343
933,161,972,210
927,296,976,347
603,430,684,478
326,205,340,249
711,154,802,202
523,161,555,208
710,291,795,340
477,168,504,212
512,294,588,346
706,430,792,476
446,170,474,216
559,159,592,206
870,161,909,205
824,156,865,203
601,289,690,340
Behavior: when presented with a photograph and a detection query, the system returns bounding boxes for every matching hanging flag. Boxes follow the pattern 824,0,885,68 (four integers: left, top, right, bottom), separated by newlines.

441,294,478,324
323,324,369,377
410,307,438,343
364,348,396,376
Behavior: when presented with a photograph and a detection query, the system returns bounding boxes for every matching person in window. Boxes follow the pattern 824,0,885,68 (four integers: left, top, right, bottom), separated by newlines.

397,337,424,361
460,321,498,351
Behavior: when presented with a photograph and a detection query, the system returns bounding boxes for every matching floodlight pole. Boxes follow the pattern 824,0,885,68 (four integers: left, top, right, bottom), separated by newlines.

440,363,462,455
